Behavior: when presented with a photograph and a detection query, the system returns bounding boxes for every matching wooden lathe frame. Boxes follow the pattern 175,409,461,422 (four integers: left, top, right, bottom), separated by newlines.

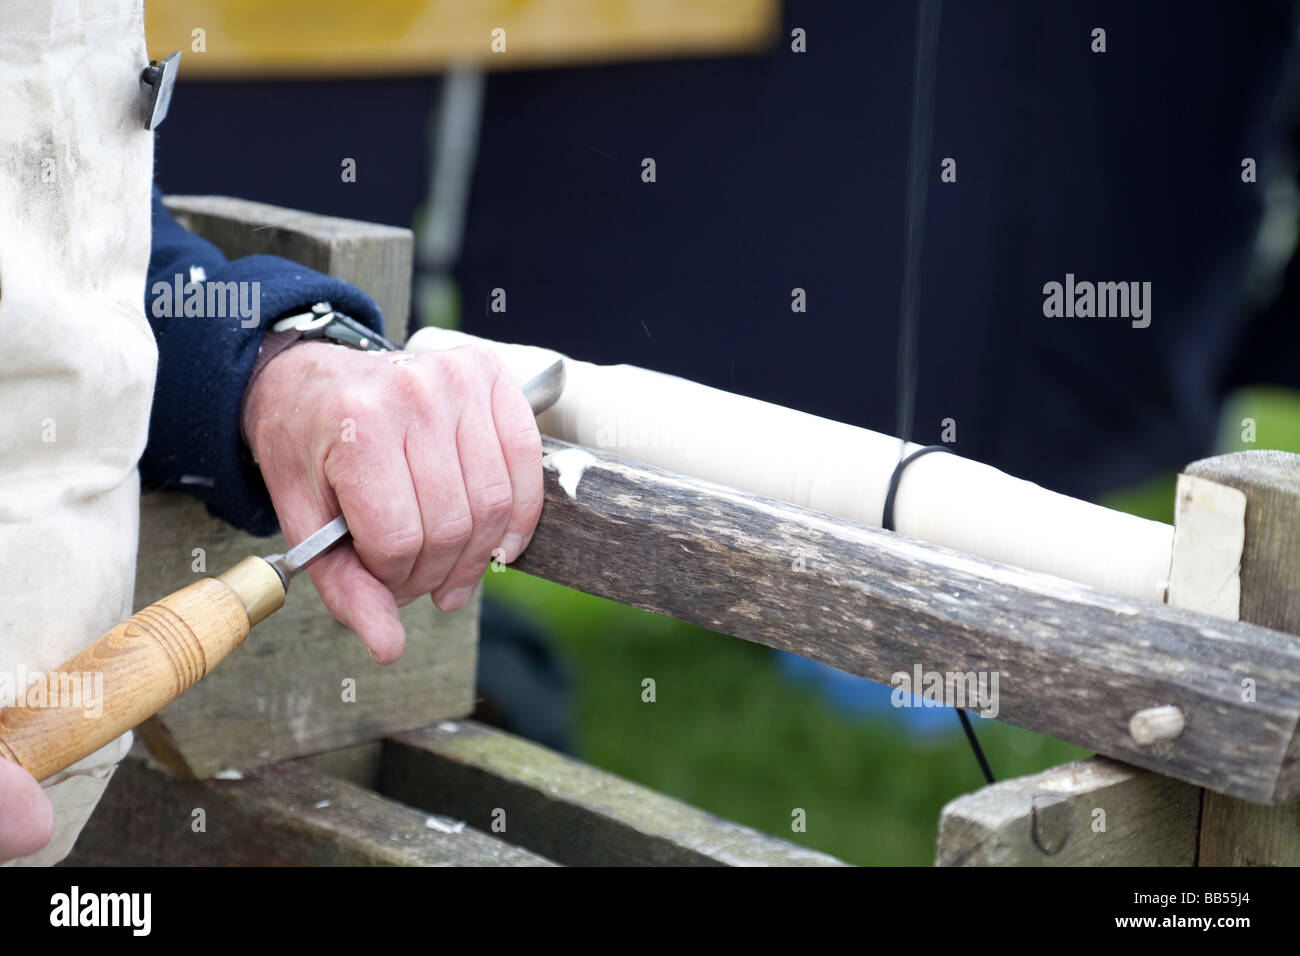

68,196,1300,867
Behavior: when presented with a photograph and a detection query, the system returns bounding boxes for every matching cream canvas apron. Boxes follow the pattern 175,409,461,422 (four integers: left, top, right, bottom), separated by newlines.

0,0,157,864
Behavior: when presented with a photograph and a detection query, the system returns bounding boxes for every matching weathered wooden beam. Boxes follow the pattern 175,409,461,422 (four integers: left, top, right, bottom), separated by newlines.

935,757,1202,866
162,195,412,337
514,439,1300,804
380,720,846,866
134,197,474,778
63,745,552,866
1183,452,1300,865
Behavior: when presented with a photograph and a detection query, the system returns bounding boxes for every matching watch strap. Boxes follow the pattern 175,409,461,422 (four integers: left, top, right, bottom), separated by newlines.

241,302,397,456
249,328,306,386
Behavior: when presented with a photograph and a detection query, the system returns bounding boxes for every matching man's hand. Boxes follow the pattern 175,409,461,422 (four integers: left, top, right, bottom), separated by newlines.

242,343,544,664
0,759,54,863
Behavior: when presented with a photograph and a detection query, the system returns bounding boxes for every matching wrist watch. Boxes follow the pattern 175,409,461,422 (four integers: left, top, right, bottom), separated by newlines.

251,301,399,381
241,301,400,458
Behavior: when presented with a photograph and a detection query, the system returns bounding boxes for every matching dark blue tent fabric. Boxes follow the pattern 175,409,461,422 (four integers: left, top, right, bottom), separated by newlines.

454,0,1298,499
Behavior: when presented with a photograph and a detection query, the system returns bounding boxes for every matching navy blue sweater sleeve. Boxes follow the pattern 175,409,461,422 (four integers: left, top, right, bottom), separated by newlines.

142,187,386,536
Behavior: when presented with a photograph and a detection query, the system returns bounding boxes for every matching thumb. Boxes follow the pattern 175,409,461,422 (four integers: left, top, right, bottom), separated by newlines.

306,546,407,665
0,757,55,862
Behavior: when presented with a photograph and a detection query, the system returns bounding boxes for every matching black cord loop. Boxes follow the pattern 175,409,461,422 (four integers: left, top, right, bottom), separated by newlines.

881,444,952,532
880,442,996,785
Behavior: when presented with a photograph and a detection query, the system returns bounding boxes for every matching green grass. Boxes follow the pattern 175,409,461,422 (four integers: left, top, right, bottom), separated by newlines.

485,386,1300,865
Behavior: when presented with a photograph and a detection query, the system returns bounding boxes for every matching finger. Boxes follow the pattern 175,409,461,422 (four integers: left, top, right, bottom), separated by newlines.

306,546,407,664
0,758,54,862
324,420,424,591
395,411,473,604
431,396,514,612
489,364,544,563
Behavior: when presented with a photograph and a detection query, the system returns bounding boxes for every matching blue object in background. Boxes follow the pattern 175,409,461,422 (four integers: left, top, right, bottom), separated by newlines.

774,651,960,735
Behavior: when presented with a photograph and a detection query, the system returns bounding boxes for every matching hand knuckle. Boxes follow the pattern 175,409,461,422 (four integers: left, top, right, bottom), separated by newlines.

470,479,514,519
437,350,474,386
375,523,423,561
328,385,381,423
426,512,473,551
463,344,502,371
518,488,544,522
392,363,436,408
507,421,542,456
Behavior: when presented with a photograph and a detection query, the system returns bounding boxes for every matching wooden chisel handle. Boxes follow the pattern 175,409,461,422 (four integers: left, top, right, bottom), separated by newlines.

0,557,285,782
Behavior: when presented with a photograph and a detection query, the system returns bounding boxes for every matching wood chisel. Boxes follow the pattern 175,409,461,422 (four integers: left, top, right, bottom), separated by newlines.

0,359,565,782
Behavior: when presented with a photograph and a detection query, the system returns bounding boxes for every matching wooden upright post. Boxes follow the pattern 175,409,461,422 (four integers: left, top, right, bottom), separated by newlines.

1183,451,1300,865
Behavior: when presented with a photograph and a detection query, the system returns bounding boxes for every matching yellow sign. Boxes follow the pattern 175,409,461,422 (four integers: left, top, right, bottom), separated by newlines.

147,0,779,78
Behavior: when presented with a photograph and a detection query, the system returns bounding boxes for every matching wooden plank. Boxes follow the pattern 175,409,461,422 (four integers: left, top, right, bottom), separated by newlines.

1183,452,1300,866
513,438,1300,804
162,195,413,339
146,1,779,78
63,745,552,866
936,757,1201,866
135,492,478,778
380,720,846,866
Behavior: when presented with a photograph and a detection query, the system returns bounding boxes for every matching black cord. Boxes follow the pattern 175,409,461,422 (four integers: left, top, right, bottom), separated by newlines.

881,444,952,532
957,708,996,785
881,445,996,785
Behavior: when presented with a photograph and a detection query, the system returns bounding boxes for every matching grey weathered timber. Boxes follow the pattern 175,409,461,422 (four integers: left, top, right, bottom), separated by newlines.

1185,452,1300,633
380,720,846,867
299,741,385,789
515,438,1300,804
134,197,474,778
63,745,551,867
1198,797,1300,866
162,195,413,338
1184,452,1300,865
936,757,1202,866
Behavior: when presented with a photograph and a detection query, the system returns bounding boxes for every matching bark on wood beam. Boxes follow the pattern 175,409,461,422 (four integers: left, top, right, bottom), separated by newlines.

515,439,1300,804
